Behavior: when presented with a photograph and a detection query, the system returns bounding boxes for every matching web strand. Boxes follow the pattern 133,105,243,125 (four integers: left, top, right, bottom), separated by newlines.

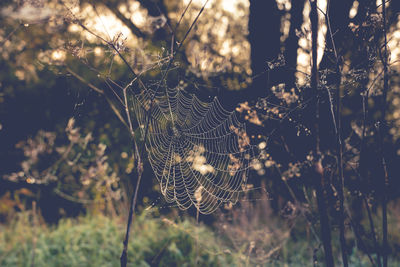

129,84,257,214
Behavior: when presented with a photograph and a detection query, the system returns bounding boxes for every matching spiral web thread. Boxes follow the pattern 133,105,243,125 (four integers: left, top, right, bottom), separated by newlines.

129,84,258,214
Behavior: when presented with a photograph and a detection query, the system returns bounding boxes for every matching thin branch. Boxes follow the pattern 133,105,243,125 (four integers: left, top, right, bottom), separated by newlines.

379,1,390,266
351,165,382,267
65,66,129,126
123,81,135,137
175,0,193,35
30,201,38,267
120,145,142,267
0,23,23,47
63,3,149,94
344,201,377,267
358,73,383,267
66,67,104,95
324,1,348,265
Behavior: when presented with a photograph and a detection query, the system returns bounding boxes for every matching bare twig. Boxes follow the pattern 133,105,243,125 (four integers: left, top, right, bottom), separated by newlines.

358,70,382,266
324,1,348,265
30,201,38,267
66,67,104,95
120,144,142,267
379,1,390,266
363,188,382,267
65,67,128,127
119,79,142,266
348,164,382,266
344,202,377,267
0,23,23,47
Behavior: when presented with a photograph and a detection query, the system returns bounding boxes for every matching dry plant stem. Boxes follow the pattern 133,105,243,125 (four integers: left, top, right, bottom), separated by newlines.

310,1,334,266
344,204,377,266
335,72,348,267
359,80,382,266
363,197,380,266
351,167,382,266
65,68,129,128
0,23,22,47
120,146,143,267
340,166,378,266
380,1,390,266
118,58,152,267
324,1,348,265
275,166,321,243
195,208,200,267
123,86,135,137
30,201,38,267
120,85,141,267
65,67,105,95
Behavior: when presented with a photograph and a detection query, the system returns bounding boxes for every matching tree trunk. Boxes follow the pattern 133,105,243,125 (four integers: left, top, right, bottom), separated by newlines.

248,0,281,99
284,0,305,90
310,1,335,266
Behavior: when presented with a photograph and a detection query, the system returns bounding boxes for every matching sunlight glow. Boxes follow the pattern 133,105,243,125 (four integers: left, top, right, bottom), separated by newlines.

177,0,250,78
388,15,400,68
296,0,328,85
94,47,103,56
129,1,147,27
276,0,291,11
51,50,66,61
349,1,359,19
77,4,134,44
221,0,237,13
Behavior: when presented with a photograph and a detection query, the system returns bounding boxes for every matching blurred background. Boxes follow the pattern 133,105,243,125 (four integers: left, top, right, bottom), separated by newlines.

1,0,400,266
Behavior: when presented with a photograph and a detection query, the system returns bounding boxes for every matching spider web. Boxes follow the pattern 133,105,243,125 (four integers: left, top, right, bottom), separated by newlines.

129,83,258,214
60,0,262,214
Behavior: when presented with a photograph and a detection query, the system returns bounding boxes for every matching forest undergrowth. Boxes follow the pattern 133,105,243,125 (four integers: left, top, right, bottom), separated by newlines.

2,206,400,267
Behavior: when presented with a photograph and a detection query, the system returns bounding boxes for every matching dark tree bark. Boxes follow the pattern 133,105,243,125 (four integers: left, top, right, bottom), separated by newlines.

353,0,376,25
136,0,170,40
217,0,283,109
248,0,281,99
319,1,353,70
136,0,167,17
310,1,334,266
284,0,305,90
379,2,390,266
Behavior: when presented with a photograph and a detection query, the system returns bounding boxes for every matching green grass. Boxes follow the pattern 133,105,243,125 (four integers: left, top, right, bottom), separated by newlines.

1,210,399,266
0,211,234,267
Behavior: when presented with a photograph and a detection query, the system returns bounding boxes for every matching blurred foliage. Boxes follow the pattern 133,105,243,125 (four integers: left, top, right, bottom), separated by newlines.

1,117,124,219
